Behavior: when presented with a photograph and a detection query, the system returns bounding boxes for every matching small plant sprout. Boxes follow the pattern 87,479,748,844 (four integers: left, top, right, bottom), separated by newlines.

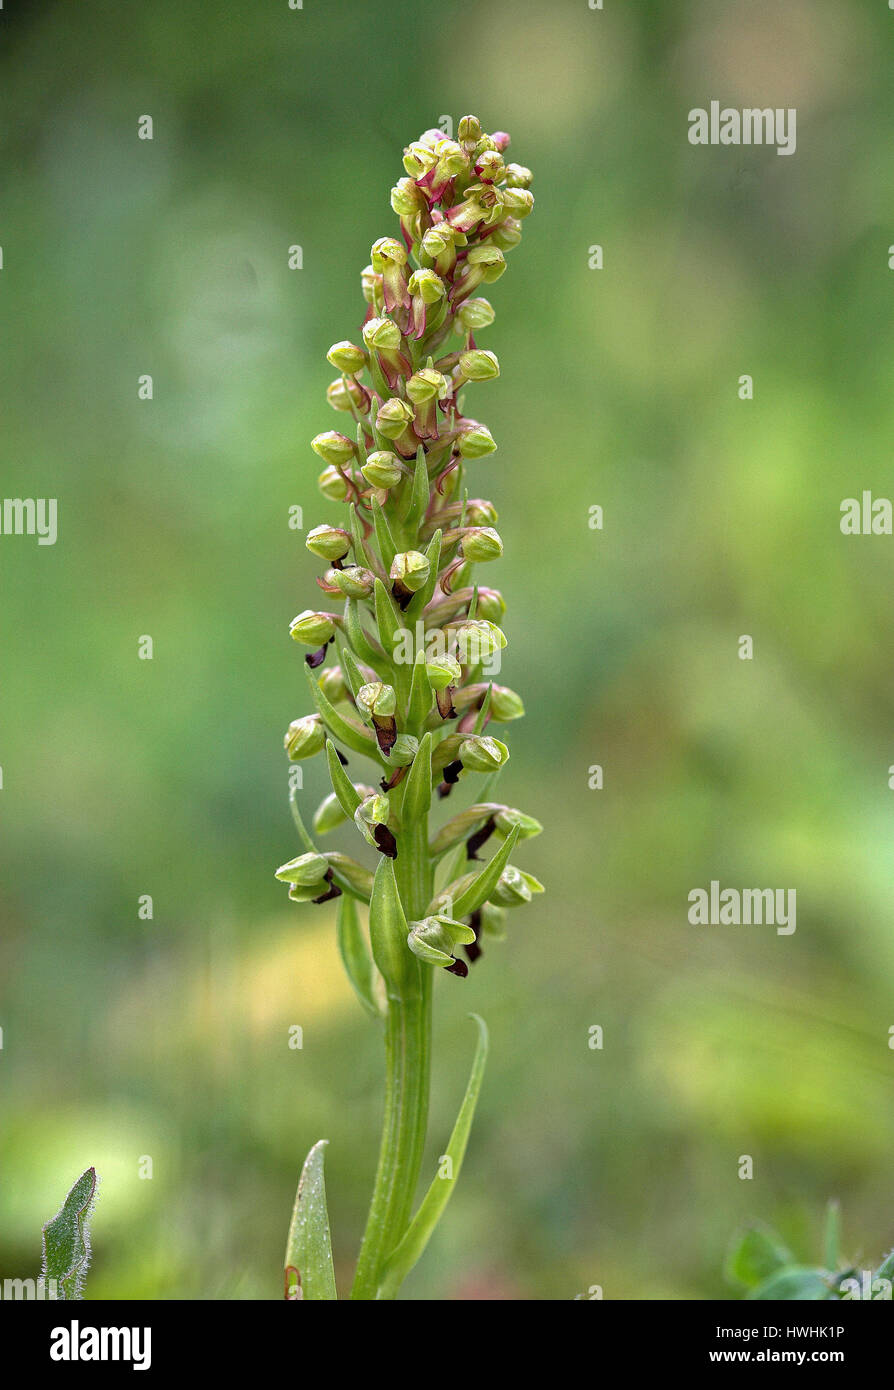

726,1203,894,1300
277,115,542,1300
41,1167,99,1301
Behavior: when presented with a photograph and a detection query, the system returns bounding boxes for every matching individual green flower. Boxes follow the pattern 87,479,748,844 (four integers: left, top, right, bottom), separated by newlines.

361,451,403,489
375,396,415,442
457,421,497,458
317,465,350,501
489,864,545,907
327,340,367,373
283,714,326,761
458,734,509,773
390,550,430,601
456,297,495,332
458,349,500,382
311,431,357,468
460,526,503,562
306,525,351,562
407,914,476,973
289,610,337,645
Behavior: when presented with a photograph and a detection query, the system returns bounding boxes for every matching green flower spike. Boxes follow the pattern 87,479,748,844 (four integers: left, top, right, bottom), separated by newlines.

276,114,542,1303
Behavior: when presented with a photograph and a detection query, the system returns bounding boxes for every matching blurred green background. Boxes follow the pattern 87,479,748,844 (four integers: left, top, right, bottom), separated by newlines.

2,0,894,1300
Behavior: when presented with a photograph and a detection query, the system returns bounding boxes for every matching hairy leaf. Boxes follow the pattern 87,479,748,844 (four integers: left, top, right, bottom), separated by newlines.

41,1167,98,1301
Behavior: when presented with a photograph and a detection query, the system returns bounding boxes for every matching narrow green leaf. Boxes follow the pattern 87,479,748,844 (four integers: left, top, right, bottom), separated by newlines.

373,577,402,663
725,1223,795,1291
41,1167,98,1301
406,529,442,617
284,1140,338,1300
372,498,398,572
340,647,369,701
305,662,379,759
348,503,376,574
377,1014,489,1299
368,857,419,999
407,651,434,726
401,446,430,535
402,732,432,821
747,1267,833,1301
325,739,363,820
344,598,384,667
336,894,384,1020
875,1247,894,1282
450,825,520,919
472,684,493,735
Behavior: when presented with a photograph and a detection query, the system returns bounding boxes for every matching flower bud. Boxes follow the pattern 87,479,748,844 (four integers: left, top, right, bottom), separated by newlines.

461,526,503,562
275,851,329,886
446,618,507,661
489,864,544,907
317,465,349,501
501,187,534,219
330,565,375,599
466,498,499,527
456,298,495,332
458,422,497,458
311,431,357,468
326,377,369,413
289,609,336,645
390,550,430,598
362,316,402,353
476,587,506,623
318,666,348,702
452,681,523,721
356,682,397,722
403,141,438,177
326,340,367,373
314,790,353,835
458,114,482,147
375,396,415,440
490,131,511,153
305,525,351,562
458,349,500,382
283,713,326,761
458,735,509,773
361,451,403,489
406,367,448,404
426,653,463,690
504,163,532,189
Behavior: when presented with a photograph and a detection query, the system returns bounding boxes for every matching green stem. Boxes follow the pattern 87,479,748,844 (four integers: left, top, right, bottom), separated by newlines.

351,784,433,1300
